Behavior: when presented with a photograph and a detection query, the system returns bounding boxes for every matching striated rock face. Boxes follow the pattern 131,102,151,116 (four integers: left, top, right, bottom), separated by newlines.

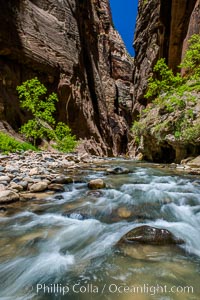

0,0,134,156
133,0,160,107
133,0,197,106
132,0,200,163
182,0,200,60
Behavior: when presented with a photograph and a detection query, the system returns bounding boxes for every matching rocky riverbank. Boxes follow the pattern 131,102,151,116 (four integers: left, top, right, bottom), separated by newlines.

0,151,108,208
152,156,200,176
1,151,200,209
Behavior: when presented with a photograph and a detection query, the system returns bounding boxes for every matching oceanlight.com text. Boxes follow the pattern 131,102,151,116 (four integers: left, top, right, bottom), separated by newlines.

34,283,194,296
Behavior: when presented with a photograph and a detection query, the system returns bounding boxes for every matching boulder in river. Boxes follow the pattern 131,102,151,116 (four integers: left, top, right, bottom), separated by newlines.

65,212,92,220
106,167,130,175
118,225,184,245
87,190,104,197
48,183,65,192
88,179,105,189
52,176,73,184
0,190,20,204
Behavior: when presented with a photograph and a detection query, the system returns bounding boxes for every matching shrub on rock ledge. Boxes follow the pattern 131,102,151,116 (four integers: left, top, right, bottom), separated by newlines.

17,78,77,152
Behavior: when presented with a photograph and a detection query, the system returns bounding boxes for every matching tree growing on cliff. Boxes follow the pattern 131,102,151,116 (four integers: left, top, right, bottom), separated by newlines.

17,77,77,152
132,34,200,147
180,34,200,78
145,34,200,100
144,58,183,99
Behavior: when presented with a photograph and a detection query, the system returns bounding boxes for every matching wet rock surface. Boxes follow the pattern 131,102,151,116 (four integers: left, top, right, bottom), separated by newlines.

118,225,184,245
88,179,106,190
106,167,130,175
65,212,93,221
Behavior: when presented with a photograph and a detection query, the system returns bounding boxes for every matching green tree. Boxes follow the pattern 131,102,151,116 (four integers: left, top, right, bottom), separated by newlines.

17,78,58,145
54,122,77,152
180,34,200,78
17,78,77,152
145,58,183,99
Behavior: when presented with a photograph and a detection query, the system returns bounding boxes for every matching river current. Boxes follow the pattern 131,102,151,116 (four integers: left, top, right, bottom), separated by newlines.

0,160,200,300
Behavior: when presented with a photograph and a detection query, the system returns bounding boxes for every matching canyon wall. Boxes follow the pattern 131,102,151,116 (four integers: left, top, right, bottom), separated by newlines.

132,0,200,163
133,0,198,107
0,0,134,156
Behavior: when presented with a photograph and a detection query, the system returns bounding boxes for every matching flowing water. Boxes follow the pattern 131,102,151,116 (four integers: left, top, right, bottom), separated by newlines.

0,161,200,300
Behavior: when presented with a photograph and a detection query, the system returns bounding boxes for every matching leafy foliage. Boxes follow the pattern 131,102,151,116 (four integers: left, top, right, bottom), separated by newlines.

145,58,183,99
17,78,77,152
17,78,58,145
132,34,200,145
0,132,37,153
180,34,200,78
53,122,77,152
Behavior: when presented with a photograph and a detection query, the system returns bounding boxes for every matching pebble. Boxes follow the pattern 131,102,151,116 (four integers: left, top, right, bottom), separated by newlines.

29,167,40,176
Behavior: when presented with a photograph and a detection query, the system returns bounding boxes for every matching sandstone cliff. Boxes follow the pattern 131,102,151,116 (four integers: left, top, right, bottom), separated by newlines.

132,0,200,163
133,0,198,107
0,0,134,156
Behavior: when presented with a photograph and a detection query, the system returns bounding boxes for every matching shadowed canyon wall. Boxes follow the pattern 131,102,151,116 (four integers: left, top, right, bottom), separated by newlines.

0,0,134,156
133,0,199,107
132,0,200,163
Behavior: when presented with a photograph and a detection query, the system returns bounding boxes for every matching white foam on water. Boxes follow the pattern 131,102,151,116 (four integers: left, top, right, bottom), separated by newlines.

0,251,75,298
95,189,134,206
150,213,200,257
1,164,200,299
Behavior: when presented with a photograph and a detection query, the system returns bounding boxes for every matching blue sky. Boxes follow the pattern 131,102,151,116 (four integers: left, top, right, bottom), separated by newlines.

110,0,138,56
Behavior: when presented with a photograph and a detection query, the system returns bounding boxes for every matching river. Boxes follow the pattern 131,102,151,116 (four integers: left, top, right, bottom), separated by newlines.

0,160,200,300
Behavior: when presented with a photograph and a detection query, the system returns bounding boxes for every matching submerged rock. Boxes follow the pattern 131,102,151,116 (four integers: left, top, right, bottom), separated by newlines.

118,243,185,261
88,179,105,189
106,167,130,175
54,195,64,200
117,207,132,218
118,225,184,245
0,206,7,213
86,190,104,197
